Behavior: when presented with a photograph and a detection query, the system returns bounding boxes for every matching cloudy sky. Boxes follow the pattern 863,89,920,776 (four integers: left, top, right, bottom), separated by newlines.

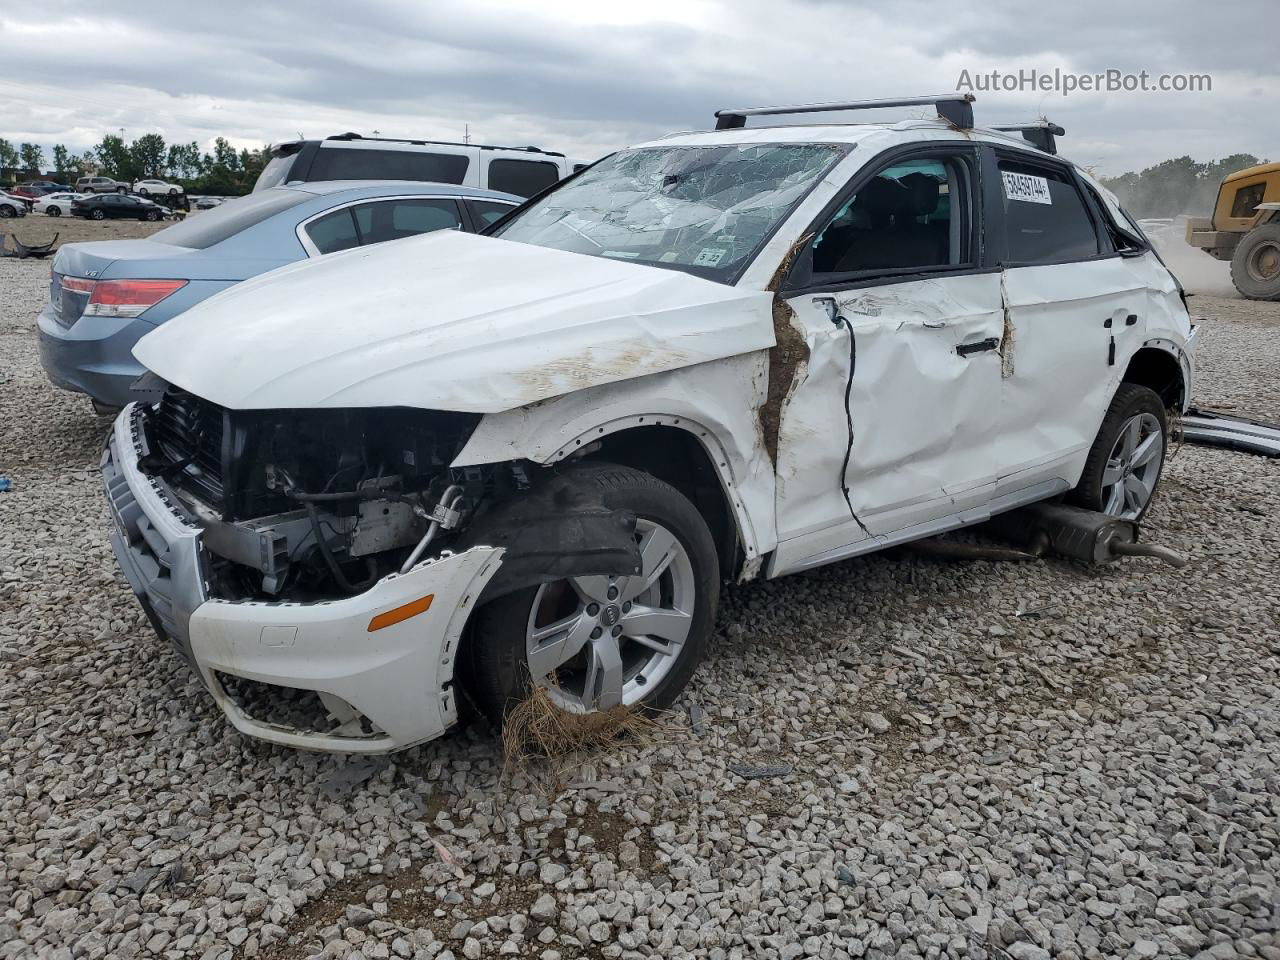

1,0,1274,176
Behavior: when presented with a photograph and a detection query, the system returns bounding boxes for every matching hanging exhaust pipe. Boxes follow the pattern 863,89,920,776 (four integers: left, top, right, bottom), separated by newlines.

986,502,1188,568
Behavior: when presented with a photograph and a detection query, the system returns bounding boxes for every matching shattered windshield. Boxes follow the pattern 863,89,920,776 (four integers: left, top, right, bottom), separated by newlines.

493,142,847,282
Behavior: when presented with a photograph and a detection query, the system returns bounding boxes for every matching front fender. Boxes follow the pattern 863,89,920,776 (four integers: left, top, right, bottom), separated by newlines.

451,354,777,565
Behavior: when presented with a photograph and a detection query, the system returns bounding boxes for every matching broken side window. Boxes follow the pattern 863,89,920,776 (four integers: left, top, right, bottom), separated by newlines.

810,157,970,276
493,142,847,282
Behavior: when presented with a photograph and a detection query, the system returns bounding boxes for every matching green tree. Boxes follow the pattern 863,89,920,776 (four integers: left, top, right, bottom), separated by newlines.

0,138,18,178
130,133,167,178
1100,154,1269,219
18,142,44,176
79,150,97,177
95,134,136,180
166,141,204,180
52,144,72,179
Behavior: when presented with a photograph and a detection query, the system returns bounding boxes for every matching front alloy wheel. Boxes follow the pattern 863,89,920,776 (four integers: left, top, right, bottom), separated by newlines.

525,518,696,713
463,464,718,722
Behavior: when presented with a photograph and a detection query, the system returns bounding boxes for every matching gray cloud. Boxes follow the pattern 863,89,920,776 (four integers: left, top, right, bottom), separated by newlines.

0,0,1273,174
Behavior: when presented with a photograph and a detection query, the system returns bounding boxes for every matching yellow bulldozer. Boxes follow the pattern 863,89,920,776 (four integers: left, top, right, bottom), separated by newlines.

1186,161,1280,300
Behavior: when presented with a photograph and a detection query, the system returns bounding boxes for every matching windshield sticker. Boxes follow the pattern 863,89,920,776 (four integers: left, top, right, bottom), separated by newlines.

693,247,727,267
603,250,642,259
1002,171,1052,205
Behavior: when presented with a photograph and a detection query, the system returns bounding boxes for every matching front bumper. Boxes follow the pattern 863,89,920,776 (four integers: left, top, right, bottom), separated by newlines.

103,404,504,752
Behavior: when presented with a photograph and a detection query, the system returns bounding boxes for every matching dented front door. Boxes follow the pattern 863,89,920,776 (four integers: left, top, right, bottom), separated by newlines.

770,273,1005,573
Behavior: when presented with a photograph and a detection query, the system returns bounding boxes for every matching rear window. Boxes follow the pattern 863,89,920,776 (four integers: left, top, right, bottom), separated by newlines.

151,189,310,250
309,147,470,184
996,159,1100,264
487,159,560,198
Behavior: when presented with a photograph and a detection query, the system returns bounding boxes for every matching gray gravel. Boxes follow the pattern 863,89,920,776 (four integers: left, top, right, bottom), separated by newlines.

2,255,1278,960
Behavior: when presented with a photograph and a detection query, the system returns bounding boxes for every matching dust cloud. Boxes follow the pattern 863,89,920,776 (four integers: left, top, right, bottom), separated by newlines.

1143,219,1238,299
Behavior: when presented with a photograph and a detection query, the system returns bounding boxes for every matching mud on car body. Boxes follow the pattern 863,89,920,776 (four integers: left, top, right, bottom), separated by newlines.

103,95,1197,752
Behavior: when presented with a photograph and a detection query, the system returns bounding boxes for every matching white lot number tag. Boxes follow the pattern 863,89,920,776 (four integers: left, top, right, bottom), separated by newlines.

1002,171,1052,205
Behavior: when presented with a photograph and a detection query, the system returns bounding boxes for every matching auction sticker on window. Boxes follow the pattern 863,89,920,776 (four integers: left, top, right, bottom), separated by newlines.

1002,171,1053,204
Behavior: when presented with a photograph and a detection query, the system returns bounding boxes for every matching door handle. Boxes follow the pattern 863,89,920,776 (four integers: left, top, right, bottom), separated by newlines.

955,337,1000,357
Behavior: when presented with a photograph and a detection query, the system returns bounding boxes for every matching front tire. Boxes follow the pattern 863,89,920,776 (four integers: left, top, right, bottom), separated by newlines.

462,464,719,722
1230,224,1280,301
1069,383,1167,521
145,209,160,221
0,204,13,218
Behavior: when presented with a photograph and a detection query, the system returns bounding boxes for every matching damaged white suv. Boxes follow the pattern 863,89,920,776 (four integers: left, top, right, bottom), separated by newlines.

103,95,1196,752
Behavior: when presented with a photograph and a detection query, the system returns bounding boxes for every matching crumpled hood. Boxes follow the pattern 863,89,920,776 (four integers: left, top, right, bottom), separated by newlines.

133,231,775,412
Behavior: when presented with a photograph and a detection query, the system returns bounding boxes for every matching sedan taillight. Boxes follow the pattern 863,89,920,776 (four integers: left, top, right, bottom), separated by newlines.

76,279,188,318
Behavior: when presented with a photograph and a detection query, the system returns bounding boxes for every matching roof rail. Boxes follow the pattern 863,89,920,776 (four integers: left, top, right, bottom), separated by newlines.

321,132,565,158
714,93,975,131
990,122,1065,155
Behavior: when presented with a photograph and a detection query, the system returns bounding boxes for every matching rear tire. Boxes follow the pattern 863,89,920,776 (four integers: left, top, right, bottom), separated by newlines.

90,209,106,220
1068,383,1167,521
47,206,61,217
461,464,719,723
1230,224,1280,301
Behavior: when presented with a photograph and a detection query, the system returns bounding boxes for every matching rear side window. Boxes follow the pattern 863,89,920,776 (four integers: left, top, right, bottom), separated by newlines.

996,159,1100,264
486,159,560,198
305,198,462,254
309,147,469,184
305,208,361,254
353,198,461,243
151,189,310,250
470,199,517,226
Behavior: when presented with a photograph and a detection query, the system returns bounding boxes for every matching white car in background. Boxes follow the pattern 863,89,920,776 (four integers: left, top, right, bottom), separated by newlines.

133,179,184,196
33,193,87,217
0,192,28,218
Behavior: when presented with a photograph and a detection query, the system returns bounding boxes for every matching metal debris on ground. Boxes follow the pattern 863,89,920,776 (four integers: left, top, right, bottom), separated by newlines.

0,232,59,259
1181,407,1280,458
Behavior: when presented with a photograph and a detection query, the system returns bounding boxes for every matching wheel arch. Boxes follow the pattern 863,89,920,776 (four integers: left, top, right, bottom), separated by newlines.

561,421,746,581
1122,341,1189,410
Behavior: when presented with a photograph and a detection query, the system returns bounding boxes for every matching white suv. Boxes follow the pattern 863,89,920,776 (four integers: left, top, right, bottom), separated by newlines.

104,95,1196,753
253,133,581,198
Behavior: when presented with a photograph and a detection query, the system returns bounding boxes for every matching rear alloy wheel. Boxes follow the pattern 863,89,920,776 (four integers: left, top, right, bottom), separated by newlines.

1069,383,1168,521
463,465,719,720
46,206,61,217
1230,223,1280,301
90,208,106,220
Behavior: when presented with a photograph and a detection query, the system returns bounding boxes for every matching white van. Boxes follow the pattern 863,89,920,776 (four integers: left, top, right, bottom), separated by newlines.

253,133,582,199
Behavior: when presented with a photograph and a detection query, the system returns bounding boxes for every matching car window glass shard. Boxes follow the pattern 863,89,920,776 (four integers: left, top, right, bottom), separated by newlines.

494,142,846,282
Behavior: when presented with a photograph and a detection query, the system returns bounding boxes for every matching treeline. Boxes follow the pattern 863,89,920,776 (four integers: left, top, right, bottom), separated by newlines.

1099,154,1267,220
0,133,269,195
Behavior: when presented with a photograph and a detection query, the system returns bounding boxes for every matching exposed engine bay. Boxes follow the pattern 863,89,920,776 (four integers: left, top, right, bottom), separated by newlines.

138,387,506,601
135,387,643,604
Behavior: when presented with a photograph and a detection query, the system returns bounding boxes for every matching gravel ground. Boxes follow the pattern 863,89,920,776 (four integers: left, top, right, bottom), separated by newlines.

1,213,180,248
1,256,1278,960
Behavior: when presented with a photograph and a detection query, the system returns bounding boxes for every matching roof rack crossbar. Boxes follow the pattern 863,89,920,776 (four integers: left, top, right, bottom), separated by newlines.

990,122,1065,155
321,132,565,158
714,93,975,131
